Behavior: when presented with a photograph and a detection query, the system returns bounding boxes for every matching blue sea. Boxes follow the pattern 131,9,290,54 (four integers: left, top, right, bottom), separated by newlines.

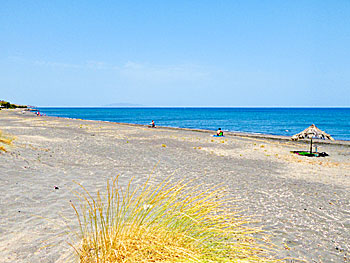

37,107,350,141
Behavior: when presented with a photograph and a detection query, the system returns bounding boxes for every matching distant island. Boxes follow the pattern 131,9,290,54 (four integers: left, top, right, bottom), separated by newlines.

104,103,144,107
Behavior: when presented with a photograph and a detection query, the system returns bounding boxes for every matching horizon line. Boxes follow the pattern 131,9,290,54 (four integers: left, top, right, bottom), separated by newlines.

35,105,350,108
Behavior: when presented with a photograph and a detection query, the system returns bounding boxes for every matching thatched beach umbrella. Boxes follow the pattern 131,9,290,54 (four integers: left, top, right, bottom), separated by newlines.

291,124,334,153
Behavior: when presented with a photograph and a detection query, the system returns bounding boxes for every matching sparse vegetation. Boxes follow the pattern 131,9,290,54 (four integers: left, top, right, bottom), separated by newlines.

0,130,13,152
0,100,27,109
0,146,7,152
70,176,278,262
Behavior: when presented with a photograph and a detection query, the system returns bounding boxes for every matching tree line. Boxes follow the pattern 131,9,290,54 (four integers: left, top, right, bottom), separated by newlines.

0,100,27,109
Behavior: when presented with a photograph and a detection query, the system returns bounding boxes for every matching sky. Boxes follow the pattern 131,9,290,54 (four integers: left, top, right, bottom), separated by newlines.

1,0,350,107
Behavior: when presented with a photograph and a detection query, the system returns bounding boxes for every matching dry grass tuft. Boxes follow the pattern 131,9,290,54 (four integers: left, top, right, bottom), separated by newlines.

0,146,7,152
0,130,13,145
71,176,279,262
0,130,13,152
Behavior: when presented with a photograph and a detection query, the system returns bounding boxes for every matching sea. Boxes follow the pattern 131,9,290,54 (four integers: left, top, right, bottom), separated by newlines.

37,107,350,141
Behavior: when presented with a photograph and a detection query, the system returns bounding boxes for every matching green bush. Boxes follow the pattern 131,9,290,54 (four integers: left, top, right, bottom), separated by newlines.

0,100,27,109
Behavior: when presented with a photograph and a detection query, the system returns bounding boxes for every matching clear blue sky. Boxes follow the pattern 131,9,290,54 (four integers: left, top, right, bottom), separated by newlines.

1,0,349,106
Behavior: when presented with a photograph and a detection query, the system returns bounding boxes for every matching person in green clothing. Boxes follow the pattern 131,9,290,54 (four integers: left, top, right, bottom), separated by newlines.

216,128,224,136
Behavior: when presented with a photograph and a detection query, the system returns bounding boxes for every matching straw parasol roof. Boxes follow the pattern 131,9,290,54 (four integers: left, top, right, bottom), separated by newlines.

291,124,334,141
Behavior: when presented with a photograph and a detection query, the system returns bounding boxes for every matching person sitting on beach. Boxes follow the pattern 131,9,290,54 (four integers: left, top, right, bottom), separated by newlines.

216,128,223,136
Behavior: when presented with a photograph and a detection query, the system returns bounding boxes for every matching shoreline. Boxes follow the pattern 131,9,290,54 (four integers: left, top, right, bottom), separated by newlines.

35,109,350,146
0,109,349,262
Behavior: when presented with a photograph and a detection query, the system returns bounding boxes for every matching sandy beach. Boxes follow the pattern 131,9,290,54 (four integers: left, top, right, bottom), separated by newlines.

0,109,349,262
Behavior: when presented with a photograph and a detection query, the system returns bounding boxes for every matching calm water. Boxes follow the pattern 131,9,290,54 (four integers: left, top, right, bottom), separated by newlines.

38,107,350,141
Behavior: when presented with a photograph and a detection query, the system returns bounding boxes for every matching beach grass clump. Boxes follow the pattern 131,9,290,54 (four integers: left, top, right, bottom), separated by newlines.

71,176,278,262
0,130,13,152
0,130,13,145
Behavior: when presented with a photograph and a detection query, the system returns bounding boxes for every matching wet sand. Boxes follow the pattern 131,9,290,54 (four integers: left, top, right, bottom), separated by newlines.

0,109,349,262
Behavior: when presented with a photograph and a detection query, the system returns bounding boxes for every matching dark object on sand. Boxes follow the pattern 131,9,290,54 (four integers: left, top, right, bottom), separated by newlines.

291,124,334,154
291,151,329,157
54,186,59,189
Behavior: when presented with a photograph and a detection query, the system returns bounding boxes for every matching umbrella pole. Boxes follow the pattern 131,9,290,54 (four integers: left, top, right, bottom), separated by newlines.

310,138,313,154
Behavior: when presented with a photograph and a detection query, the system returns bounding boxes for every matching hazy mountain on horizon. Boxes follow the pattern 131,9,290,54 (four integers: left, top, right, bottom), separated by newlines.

104,103,144,107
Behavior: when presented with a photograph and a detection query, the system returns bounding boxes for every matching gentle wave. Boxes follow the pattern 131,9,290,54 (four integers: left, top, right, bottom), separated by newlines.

37,107,350,141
